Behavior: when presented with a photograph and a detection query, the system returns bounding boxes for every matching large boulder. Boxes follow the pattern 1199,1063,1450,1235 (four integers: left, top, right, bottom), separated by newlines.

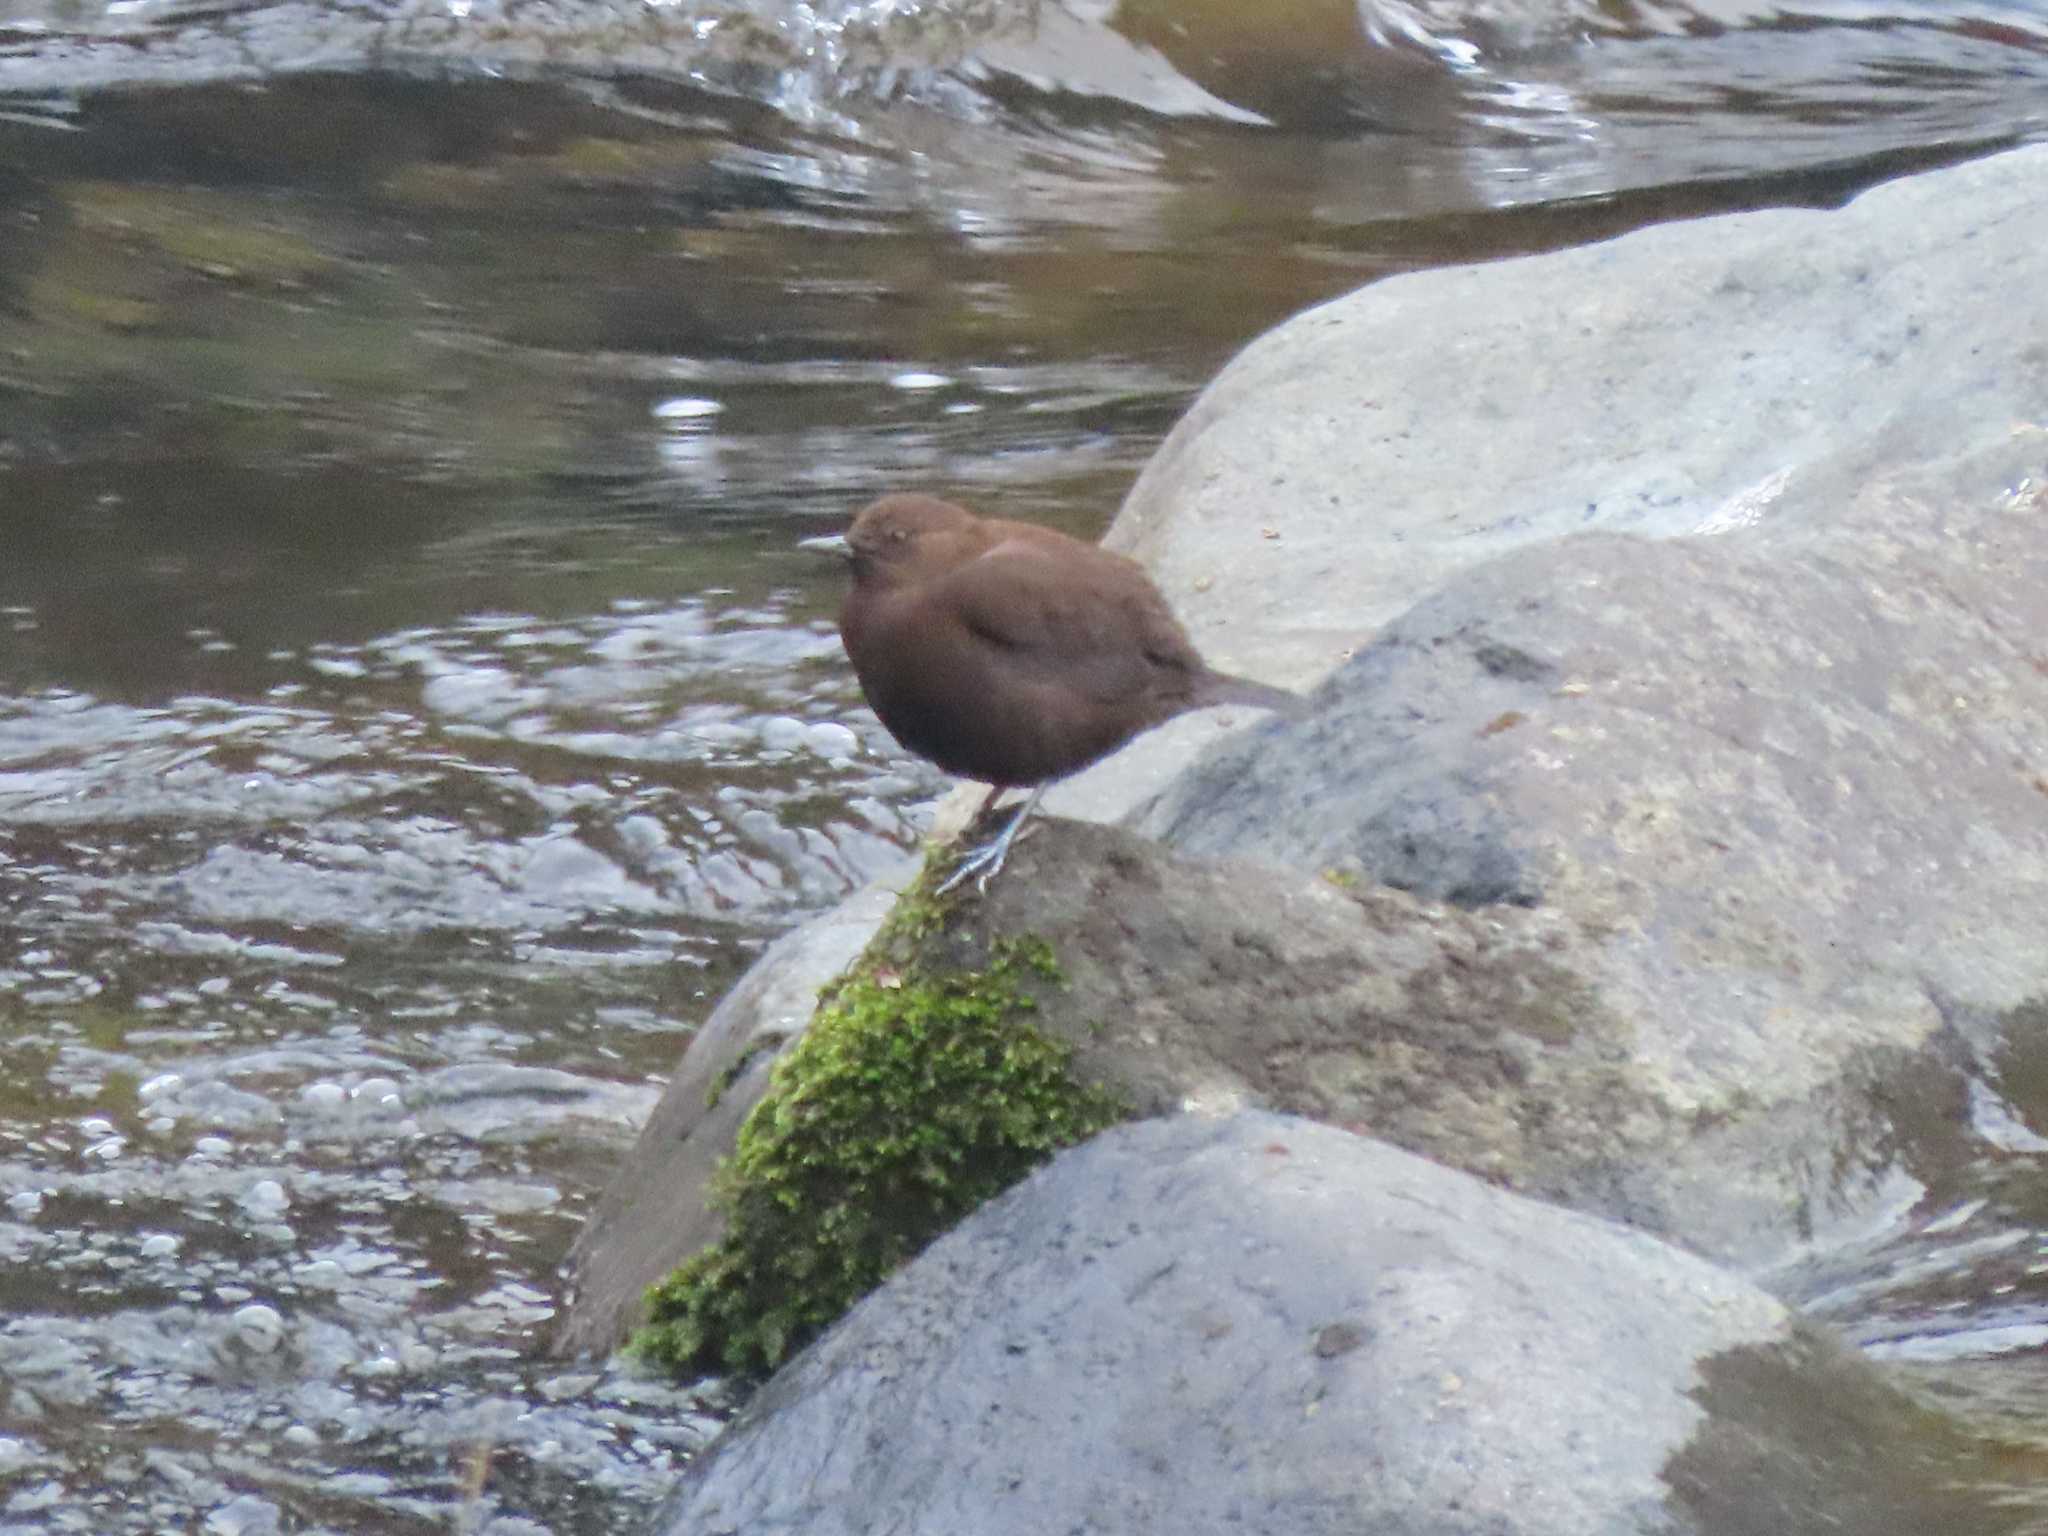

892,804,1990,1268
1105,141,2048,693
654,1113,1995,1536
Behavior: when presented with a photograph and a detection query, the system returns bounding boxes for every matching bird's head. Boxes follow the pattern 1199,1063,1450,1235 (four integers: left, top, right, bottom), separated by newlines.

838,494,984,587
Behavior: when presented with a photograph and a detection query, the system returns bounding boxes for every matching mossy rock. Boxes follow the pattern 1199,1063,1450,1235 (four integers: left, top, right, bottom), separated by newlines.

631,920,1126,1379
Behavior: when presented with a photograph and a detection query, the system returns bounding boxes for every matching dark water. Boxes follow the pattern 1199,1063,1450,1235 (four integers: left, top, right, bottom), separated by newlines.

3,0,2048,1530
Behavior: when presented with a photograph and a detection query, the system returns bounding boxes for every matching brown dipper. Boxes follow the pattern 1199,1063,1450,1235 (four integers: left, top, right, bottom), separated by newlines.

810,493,1301,892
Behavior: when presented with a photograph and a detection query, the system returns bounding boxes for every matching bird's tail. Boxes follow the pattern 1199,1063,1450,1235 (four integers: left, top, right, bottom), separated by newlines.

1193,669,1309,718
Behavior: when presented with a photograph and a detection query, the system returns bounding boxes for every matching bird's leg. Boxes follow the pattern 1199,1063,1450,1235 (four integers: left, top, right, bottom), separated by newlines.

935,785,1044,896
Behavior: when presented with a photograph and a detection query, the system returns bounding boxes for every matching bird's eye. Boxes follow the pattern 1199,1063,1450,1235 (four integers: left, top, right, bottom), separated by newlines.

888,527,908,543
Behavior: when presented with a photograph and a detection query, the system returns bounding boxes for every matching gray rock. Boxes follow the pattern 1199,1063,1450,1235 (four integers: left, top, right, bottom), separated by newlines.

1142,480,2048,993
1105,142,2048,697
916,813,1970,1267
656,1113,1990,1536
1069,141,2048,1262
1048,145,2048,831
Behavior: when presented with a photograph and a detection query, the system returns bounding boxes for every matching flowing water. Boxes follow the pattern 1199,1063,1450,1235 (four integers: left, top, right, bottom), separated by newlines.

2,0,2048,1530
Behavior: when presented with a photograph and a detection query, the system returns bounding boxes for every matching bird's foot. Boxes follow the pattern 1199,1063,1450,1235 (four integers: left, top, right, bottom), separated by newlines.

934,787,1043,896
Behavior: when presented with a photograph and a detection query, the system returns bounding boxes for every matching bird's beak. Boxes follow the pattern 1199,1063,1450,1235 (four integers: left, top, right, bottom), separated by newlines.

799,532,851,560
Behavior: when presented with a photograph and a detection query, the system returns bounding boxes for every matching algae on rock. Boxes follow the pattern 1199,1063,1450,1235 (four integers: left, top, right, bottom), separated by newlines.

632,933,1125,1378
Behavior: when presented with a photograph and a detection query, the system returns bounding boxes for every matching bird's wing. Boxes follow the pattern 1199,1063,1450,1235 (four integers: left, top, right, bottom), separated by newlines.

937,541,1199,705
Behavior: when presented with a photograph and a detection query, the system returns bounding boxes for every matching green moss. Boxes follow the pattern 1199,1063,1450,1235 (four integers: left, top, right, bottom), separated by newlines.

632,936,1124,1378
869,853,962,951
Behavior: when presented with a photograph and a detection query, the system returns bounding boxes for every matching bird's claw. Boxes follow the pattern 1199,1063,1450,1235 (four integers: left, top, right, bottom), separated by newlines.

934,839,1006,896
932,785,1044,897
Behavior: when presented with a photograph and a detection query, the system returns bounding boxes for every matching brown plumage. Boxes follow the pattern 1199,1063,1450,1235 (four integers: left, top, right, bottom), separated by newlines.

820,493,1301,891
